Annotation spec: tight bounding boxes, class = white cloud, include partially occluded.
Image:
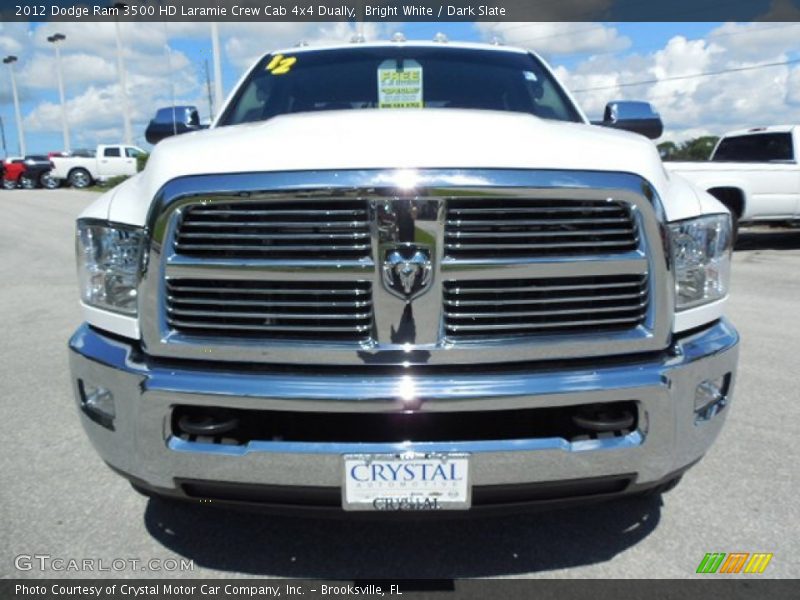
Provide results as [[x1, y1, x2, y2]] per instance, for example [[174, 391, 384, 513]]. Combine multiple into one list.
[[221, 22, 386, 72], [557, 25, 800, 142], [787, 66, 800, 106], [475, 22, 630, 57], [5, 20, 800, 150]]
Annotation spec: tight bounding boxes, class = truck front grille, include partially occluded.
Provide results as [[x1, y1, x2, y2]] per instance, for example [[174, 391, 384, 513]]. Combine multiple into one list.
[[175, 200, 370, 260], [443, 274, 648, 340], [142, 170, 670, 365], [445, 198, 638, 258], [165, 279, 373, 342]]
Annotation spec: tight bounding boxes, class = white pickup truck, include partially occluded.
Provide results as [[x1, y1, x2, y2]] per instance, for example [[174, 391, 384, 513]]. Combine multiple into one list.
[[666, 126, 800, 230], [50, 144, 145, 188], [68, 40, 739, 512]]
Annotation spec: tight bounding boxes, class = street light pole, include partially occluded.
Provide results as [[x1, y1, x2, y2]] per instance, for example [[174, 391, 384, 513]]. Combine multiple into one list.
[[3, 56, 26, 156], [113, 8, 133, 145], [210, 22, 224, 119], [47, 33, 71, 152]]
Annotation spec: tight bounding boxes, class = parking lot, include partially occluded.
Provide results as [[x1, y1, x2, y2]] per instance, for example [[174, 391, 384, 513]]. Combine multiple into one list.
[[1, 189, 798, 579]]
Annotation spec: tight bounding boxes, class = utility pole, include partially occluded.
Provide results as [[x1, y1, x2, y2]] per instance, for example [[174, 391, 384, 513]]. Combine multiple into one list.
[[210, 22, 224, 120], [47, 33, 71, 152], [0, 115, 8, 158], [163, 23, 176, 135], [204, 59, 214, 119], [113, 5, 133, 145], [3, 56, 25, 156]]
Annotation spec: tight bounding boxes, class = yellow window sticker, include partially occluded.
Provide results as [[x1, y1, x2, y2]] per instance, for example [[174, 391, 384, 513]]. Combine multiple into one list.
[[266, 54, 297, 75], [378, 59, 423, 108]]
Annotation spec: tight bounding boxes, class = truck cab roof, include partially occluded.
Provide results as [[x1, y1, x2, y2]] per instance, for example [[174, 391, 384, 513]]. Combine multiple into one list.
[[720, 125, 798, 138], [268, 39, 531, 58]]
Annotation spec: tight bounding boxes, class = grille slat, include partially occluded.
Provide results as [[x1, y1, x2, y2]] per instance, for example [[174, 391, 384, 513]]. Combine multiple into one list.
[[167, 307, 374, 320], [443, 274, 648, 340], [178, 232, 370, 240], [175, 243, 371, 253], [445, 240, 637, 251], [180, 220, 369, 229], [167, 320, 372, 334], [449, 205, 625, 214], [166, 280, 373, 342], [189, 208, 366, 216], [448, 227, 636, 239], [167, 296, 371, 308], [445, 217, 631, 227], [444, 291, 646, 306], [445, 199, 639, 259], [445, 302, 648, 319], [167, 284, 370, 296], [445, 316, 646, 333], [175, 200, 371, 260]]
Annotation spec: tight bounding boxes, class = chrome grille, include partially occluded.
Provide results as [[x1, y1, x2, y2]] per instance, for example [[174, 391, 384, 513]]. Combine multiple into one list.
[[142, 170, 671, 366], [174, 200, 370, 260], [165, 280, 373, 342], [445, 198, 638, 258], [443, 275, 648, 340]]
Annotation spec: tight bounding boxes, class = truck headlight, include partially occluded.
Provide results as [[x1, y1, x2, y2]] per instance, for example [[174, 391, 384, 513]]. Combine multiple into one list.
[[669, 214, 732, 310], [76, 220, 145, 315]]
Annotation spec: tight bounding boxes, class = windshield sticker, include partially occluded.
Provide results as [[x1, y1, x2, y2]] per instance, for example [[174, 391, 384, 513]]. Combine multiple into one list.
[[266, 54, 297, 75], [378, 59, 423, 108], [523, 71, 538, 82]]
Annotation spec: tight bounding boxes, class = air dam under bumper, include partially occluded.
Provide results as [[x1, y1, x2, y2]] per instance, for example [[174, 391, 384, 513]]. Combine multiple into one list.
[[68, 319, 738, 509]]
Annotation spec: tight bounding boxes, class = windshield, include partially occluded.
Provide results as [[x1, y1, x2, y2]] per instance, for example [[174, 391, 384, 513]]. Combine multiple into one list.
[[218, 46, 582, 126]]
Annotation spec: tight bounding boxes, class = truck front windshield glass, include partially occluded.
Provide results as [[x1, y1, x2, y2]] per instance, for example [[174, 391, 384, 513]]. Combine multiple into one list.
[[218, 46, 582, 126]]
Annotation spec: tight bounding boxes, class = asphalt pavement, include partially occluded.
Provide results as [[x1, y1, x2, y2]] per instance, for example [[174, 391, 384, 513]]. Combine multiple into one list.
[[1, 189, 798, 579]]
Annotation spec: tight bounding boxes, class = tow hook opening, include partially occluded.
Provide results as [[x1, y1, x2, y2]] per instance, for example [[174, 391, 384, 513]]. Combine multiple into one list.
[[571, 405, 637, 437], [176, 409, 239, 443]]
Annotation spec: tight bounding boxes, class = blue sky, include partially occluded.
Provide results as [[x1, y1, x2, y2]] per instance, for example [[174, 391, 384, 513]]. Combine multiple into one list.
[[0, 19, 798, 155]]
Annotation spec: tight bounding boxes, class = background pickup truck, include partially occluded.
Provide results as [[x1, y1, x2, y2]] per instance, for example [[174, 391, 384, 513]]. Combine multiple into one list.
[[50, 144, 144, 188], [666, 125, 800, 230]]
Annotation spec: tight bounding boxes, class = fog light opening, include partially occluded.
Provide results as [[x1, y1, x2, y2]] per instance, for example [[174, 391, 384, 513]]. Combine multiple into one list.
[[695, 374, 730, 423], [78, 380, 115, 430]]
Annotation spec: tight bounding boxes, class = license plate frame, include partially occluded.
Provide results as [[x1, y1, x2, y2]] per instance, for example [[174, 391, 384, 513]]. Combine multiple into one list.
[[342, 452, 471, 512]]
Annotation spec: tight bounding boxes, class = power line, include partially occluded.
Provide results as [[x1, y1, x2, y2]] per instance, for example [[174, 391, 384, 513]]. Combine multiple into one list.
[[510, 21, 800, 57], [571, 58, 800, 93]]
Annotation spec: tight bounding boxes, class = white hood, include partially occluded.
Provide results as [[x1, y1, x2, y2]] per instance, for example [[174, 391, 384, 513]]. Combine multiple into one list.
[[99, 109, 704, 225]]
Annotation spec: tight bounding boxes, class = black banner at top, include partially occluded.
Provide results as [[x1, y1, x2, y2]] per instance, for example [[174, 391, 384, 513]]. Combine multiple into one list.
[[2, 0, 800, 22]]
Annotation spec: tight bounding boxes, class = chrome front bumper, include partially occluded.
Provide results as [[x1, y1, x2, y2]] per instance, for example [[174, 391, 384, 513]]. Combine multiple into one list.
[[68, 319, 738, 507]]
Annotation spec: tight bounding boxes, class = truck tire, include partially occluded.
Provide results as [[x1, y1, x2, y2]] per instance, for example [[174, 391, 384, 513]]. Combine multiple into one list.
[[2, 178, 17, 190], [41, 173, 60, 189], [69, 168, 92, 189], [20, 175, 37, 190]]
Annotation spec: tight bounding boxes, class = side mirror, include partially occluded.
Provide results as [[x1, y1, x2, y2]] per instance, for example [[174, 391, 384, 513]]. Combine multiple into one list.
[[145, 106, 203, 144], [596, 101, 663, 140]]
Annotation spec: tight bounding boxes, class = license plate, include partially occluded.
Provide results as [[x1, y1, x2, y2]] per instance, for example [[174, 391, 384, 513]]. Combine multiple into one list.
[[342, 452, 470, 511]]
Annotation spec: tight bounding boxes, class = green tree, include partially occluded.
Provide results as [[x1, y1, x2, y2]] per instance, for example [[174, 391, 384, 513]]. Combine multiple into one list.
[[658, 136, 720, 161]]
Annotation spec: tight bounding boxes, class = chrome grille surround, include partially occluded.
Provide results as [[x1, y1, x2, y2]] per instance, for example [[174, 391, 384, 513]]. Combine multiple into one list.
[[139, 170, 672, 366]]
